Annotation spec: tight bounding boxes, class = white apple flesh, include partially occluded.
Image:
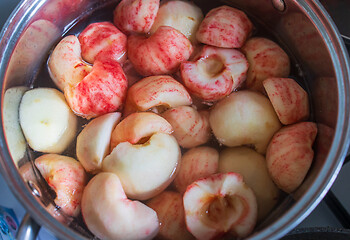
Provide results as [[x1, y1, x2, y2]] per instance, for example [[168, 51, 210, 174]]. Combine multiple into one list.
[[19, 88, 77, 153], [76, 112, 122, 173], [103, 132, 181, 200], [219, 147, 280, 221], [81, 172, 159, 240], [3, 87, 28, 165], [209, 90, 282, 154], [110, 112, 173, 151], [150, 0, 203, 44]]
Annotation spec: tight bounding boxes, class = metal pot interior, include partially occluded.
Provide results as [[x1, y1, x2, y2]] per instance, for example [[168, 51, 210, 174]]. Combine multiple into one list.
[[0, 0, 349, 239]]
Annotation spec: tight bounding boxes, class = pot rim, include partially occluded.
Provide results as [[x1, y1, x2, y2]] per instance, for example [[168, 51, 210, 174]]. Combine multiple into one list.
[[0, 0, 349, 240], [249, 0, 350, 239]]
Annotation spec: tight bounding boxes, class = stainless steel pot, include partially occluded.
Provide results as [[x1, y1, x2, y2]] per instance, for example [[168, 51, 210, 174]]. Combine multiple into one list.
[[0, 0, 349, 239]]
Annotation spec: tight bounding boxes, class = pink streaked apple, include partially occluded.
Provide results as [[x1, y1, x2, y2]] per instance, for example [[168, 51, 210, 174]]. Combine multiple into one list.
[[161, 106, 211, 148], [183, 172, 257, 239], [181, 45, 249, 101], [103, 132, 181, 200], [20, 154, 88, 222], [128, 26, 193, 76], [150, 0, 203, 44], [48, 35, 128, 119], [113, 0, 159, 35], [81, 173, 159, 240], [123, 75, 192, 116], [209, 91, 282, 154], [242, 37, 290, 93], [147, 191, 194, 240], [266, 122, 317, 193], [110, 112, 173, 151], [263, 77, 309, 125], [78, 21, 127, 64], [196, 5, 253, 48], [174, 147, 219, 194]]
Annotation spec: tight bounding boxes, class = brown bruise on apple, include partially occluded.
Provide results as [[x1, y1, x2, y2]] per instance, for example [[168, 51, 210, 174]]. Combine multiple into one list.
[[266, 122, 317, 193], [123, 75, 192, 116]]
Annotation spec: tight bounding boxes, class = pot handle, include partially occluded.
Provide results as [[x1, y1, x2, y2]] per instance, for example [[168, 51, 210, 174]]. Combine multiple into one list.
[[17, 213, 41, 240]]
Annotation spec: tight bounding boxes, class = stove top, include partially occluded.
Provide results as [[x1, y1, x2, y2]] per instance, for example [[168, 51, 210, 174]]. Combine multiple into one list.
[[0, 0, 349, 239]]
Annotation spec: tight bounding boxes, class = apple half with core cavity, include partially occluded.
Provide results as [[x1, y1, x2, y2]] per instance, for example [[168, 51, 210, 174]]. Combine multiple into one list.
[[161, 106, 211, 148], [123, 75, 192, 116], [196, 5, 253, 48], [20, 154, 87, 221], [263, 77, 309, 125], [103, 132, 181, 200], [181, 46, 249, 101], [266, 122, 317, 193], [110, 112, 173, 151], [209, 90, 282, 154], [147, 191, 194, 240], [19, 88, 77, 154], [183, 172, 257, 239], [128, 26, 193, 76], [76, 112, 122, 173], [81, 172, 159, 240], [219, 147, 280, 221], [174, 146, 219, 194], [242, 37, 290, 93]]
